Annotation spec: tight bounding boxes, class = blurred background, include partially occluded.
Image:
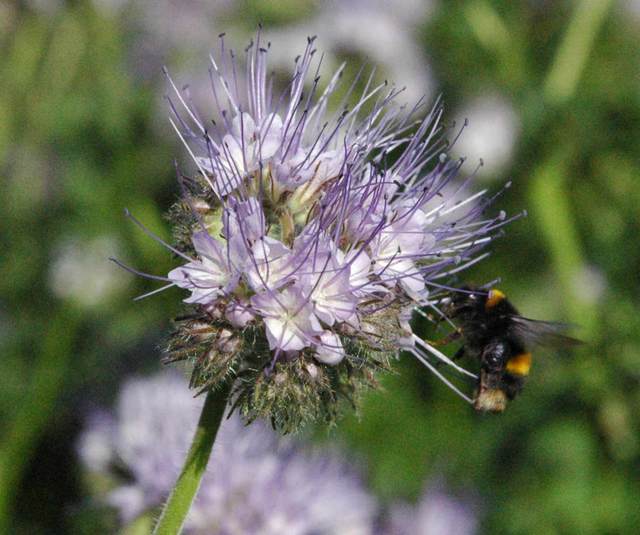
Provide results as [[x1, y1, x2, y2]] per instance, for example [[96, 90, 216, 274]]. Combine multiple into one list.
[[1, 0, 639, 533]]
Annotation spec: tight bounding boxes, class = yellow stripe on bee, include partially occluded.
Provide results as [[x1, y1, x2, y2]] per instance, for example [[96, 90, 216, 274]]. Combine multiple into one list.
[[485, 289, 506, 310], [505, 352, 532, 376]]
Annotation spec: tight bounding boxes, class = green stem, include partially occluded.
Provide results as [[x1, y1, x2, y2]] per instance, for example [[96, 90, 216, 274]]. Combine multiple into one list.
[[528, 149, 596, 333], [152, 386, 230, 535], [528, 0, 612, 331], [463, 1, 525, 87], [543, 0, 613, 104]]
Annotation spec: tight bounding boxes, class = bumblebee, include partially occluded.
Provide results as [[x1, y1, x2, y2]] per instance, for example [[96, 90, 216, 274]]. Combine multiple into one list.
[[441, 287, 581, 413]]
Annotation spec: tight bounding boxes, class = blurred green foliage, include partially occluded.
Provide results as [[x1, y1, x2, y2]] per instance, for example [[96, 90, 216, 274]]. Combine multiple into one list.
[[1, 1, 639, 534]]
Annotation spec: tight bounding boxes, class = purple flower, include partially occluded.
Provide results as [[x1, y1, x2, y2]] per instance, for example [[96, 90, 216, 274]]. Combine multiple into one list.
[[77, 373, 203, 522], [78, 372, 377, 534], [117, 30, 516, 429], [168, 231, 240, 304], [251, 285, 323, 352], [192, 418, 376, 535], [382, 483, 478, 535]]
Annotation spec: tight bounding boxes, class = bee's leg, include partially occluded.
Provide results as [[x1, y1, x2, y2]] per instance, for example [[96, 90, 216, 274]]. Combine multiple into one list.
[[427, 330, 465, 369], [432, 345, 466, 370], [428, 329, 462, 347]]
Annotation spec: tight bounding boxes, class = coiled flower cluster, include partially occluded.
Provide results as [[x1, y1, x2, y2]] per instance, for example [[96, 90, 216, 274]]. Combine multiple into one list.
[[119, 31, 514, 431]]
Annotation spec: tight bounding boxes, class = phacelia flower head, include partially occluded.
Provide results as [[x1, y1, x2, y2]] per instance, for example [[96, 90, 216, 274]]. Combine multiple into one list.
[[116, 30, 516, 431], [78, 372, 377, 534]]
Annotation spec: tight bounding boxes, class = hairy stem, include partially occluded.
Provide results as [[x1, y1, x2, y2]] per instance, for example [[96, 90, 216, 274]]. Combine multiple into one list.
[[152, 385, 230, 535]]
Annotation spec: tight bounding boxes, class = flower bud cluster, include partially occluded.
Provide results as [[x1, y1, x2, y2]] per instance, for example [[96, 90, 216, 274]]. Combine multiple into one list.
[[123, 32, 512, 431]]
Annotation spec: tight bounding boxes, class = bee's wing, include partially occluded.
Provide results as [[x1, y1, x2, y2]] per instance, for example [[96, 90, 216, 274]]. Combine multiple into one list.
[[509, 316, 583, 348]]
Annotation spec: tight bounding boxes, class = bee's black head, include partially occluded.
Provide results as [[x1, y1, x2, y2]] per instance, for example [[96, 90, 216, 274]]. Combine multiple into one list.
[[446, 286, 486, 318]]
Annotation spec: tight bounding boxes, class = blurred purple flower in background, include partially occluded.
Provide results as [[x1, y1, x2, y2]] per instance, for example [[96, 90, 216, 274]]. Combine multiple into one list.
[[48, 235, 130, 309], [268, 0, 436, 105], [78, 372, 377, 534], [77, 373, 203, 521], [452, 95, 520, 180], [382, 483, 478, 535]]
